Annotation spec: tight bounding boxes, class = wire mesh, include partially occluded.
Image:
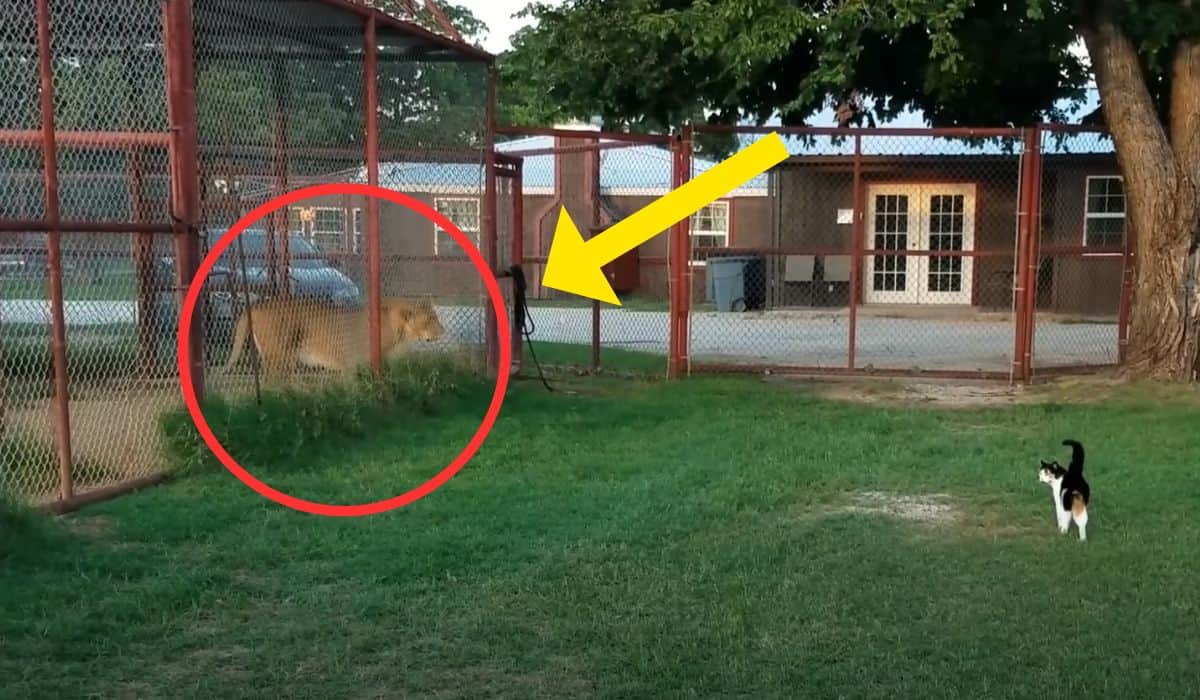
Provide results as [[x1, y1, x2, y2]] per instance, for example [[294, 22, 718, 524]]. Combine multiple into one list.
[[1, 0, 492, 509], [193, 0, 493, 399], [1, 0, 179, 504], [688, 128, 1024, 376], [497, 132, 675, 376], [1030, 128, 1123, 371], [373, 44, 490, 375]]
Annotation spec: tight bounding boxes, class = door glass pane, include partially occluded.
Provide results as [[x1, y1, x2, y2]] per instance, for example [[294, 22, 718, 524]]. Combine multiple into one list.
[[926, 194, 964, 293], [873, 194, 909, 292]]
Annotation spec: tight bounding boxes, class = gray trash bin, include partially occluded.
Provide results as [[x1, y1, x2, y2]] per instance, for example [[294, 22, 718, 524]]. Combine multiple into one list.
[[708, 256, 766, 312]]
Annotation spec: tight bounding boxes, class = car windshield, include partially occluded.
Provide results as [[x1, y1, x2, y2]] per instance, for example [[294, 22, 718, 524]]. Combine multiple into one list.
[[217, 231, 327, 269]]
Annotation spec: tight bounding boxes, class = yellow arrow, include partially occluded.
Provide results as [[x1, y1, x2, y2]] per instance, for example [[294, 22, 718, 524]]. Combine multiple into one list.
[[541, 132, 789, 305]]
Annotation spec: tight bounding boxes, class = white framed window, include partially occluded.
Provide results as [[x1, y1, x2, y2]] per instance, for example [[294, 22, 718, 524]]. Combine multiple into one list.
[[351, 207, 364, 254], [433, 197, 481, 255], [1084, 175, 1125, 247], [288, 206, 353, 253], [689, 201, 730, 264], [310, 207, 346, 252]]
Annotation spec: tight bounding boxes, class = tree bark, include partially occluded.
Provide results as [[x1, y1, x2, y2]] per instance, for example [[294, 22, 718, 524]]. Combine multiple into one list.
[[1083, 13, 1200, 381], [1171, 28, 1200, 379]]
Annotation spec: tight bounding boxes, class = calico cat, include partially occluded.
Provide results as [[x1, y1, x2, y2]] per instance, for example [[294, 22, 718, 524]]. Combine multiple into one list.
[[1038, 439, 1091, 541]]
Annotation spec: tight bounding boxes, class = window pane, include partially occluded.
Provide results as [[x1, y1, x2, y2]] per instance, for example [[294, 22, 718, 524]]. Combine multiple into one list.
[[1086, 177, 1125, 214], [434, 199, 481, 254], [1085, 217, 1125, 246], [314, 209, 344, 229]]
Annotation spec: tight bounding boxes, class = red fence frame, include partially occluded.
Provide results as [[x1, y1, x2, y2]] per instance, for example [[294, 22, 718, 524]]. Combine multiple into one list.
[[672, 123, 1128, 382], [492, 127, 690, 378], [4, 0, 497, 514]]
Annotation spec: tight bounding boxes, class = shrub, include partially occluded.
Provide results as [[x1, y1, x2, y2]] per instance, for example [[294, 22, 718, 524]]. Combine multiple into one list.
[[160, 352, 489, 475]]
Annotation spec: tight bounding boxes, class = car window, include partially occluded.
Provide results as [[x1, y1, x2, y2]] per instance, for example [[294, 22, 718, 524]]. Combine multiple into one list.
[[214, 232, 328, 269]]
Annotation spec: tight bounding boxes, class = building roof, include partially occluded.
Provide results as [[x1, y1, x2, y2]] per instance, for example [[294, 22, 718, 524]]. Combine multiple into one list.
[[370, 135, 770, 197], [361, 128, 1114, 196]]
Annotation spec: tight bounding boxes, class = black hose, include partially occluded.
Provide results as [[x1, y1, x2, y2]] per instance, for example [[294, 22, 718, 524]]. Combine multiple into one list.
[[504, 265, 554, 392]]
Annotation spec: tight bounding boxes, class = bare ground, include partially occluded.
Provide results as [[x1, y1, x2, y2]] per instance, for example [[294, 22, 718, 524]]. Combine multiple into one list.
[[764, 370, 1198, 408]]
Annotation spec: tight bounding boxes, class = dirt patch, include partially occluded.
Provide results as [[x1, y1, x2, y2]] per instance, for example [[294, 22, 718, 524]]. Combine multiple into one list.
[[764, 370, 1189, 409], [768, 375, 1027, 407], [834, 491, 963, 524], [7, 389, 176, 492], [64, 514, 116, 539]]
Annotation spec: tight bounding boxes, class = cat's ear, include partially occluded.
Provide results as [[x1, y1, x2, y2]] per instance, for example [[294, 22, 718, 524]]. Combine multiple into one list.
[[1040, 460, 1052, 468]]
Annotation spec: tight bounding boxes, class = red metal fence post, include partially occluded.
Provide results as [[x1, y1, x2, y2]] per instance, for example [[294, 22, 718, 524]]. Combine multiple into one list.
[[129, 146, 157, 373], [164, 0, 205, 402], [363, 15, 383, 375], [36, 0, 75, 503], [271, 58, 291, 297], [512, 159, 525, 371], [484, 65, 499, 375], [590, 136, 601, 370], [1013, 129, 1034, 381], [666, 129, 693, 379], [1023, 125, 1044, 381], [1117, 154, 1136, 365], [849, 134, 864, 370]]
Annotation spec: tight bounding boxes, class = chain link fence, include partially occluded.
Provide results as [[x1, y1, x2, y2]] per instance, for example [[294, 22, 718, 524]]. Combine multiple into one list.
[[494, 128, 683, 377], [0, 2, 1132, 514], [1, 0, 494, 512], [684, 125, 1125, 379], [1029, 126, 1124, 373]]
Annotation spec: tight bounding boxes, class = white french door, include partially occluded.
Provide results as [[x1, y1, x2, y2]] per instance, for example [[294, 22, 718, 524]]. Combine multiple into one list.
[[864, 184, 976, 305]]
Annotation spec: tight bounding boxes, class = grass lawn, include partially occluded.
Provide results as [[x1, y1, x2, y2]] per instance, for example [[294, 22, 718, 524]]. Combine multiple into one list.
[[0, 270, 141, 301], [2, 375, 1199, 699], [526, 340, 667, 375]]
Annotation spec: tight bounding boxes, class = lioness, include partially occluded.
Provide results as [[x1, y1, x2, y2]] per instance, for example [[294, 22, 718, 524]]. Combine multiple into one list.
[[222, 296, 445, 377]]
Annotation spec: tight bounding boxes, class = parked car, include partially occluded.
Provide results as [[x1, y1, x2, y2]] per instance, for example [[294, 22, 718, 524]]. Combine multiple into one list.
[[149, 228, 362, 356]]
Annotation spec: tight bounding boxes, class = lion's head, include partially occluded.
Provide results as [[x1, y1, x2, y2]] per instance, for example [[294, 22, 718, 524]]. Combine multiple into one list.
[[384, 297, 445, 346]]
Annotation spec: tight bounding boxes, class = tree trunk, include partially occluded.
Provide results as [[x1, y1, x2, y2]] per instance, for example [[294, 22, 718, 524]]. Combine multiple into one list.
[[1083, 14, 1200, 381]]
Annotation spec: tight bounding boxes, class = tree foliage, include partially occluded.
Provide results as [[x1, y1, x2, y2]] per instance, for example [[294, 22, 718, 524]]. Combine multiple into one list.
[[505, 0, 1197, 129], [504, 0, 1200, 378]]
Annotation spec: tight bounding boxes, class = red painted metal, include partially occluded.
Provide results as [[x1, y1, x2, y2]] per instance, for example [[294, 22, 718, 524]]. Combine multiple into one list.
[[129, 147, 157, 372], [511, 159, 525, 370], [423, 0, 463, 43], [0, 220, 175, 233], [1116, 211, 1136, 364], [164, 0, 205, 403], [1023, 126, 1045, 381], [197, 143, 484, 163], [0, 129, 171, 147], [313, 0, 495, 62], [364, 15, 383, 375], [849, 135, 864, 370], [1012, 129, 1035, 381], [484, 64, 500, 374], [501, 141, 647, 158], [36, 0, 75, 504], [664, 128, 696, 378], [497, 125, 670, 145], [693, 245, 1008, 258], [690, 363, 1013, 381], [271, 58, 291, 298], [41, 473, 169, 516], [591, 301, 602, 370], [1038, 123, 1110, 134], [693, 124, 1023, 138]]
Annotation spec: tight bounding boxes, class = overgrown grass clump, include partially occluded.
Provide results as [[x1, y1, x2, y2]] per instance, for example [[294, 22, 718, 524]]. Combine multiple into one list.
[[159, 353, 491, 475], [0, 491, 69, 566]]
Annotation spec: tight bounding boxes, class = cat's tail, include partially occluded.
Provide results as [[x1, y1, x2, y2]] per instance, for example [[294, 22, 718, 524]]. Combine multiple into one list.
[[1062, 439, 1085, 475]]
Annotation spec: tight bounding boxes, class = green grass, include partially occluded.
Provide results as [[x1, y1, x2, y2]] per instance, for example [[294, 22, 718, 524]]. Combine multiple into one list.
[[2, 377, 1199, 698], [0, 270, 140, 301], [526, 340, 667, 375], [526, 294, 717, 313]]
